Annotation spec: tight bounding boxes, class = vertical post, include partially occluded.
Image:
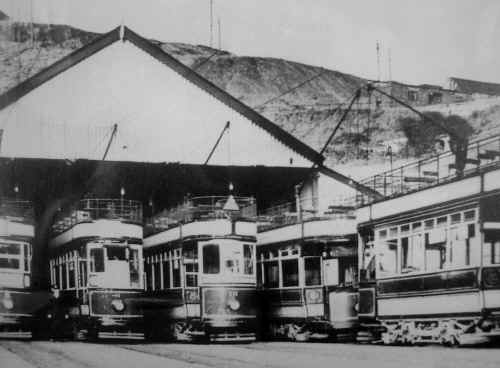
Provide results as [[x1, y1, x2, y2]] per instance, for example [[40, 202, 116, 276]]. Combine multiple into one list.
[[436, 152, 440, 184]]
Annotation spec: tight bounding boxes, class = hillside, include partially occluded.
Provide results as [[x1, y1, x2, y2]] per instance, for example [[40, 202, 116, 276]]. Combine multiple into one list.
[[1, 18, 500, 173]]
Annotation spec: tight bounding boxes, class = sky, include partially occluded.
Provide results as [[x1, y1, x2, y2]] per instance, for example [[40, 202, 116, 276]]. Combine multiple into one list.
[[1, 0, 499, 86]]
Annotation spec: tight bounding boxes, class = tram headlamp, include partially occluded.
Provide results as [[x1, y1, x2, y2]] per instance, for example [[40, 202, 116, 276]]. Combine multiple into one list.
[[2, 293, 13, 310], [228, 299, 240, 311], [111, 299, 125, 312], [305, 289, 323, 304]]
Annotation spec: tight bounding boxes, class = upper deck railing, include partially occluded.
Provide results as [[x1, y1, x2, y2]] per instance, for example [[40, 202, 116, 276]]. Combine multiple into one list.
[[356, 133, 500, 206], [257, 196, 356, 232], [0, 198, 34, 224], [144, 195, 257, 236], [51, 198, 143, 235]]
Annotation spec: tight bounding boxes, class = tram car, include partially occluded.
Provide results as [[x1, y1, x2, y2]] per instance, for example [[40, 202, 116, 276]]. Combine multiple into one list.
[[142, 195, 258, 342], [0, 198, 50, 338], [357, 135, 500, 345], [47, 198, 144, 340], [257, 200, 358, 341]]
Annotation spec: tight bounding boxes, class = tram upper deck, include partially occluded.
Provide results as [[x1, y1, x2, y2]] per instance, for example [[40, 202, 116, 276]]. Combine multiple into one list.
[[49, 198, 143, 248]]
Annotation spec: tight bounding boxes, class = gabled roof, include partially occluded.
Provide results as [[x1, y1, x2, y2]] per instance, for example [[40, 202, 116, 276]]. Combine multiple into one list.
[[0, 25, 323, 165], [450, 77, 500, 96]]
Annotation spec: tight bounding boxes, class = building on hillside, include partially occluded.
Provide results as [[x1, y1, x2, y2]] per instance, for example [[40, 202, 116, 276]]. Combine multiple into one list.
[[371, 81, 470, 107], [449, 77, 500, 97]]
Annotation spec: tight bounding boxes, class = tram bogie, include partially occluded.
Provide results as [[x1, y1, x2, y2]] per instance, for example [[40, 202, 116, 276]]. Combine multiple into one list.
[[0, 199, 50, 339], [47, 198, 144, 340], [143, 195, 258, 342]]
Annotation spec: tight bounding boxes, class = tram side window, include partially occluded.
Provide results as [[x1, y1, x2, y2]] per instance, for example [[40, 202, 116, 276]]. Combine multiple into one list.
[[0, 243, 21, 269], [68, 261, 76, 288], [185, 263, 198, 287], [203, 244, 220, 274], [378, 239, 398, 276], [162, 258, 170, 288], [243, 244, 254, 275], [263, 261, 279, 288], [153, 259, 162, 290], [485, 230, 500, 264], [129, 248, 140, 288], [54, 263, 60, 288], [172, 259, 181, 287], [282, 259, 299, 287], [90, 248, 105, 272], [61, 262, 67, 289], [304, 257, 321, 286], [23, 243, 30, 272]]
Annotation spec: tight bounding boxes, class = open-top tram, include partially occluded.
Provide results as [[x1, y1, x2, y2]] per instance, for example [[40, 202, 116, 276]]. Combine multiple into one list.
[[0, 198, 50, 339], [356, 143, 500, 346], [143, 195, 258, 342], [257, 198, 359, 341], [47, 198, 144, 340]]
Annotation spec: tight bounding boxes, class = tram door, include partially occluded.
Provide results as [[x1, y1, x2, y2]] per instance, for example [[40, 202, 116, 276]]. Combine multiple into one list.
[[323, 259, 339, 286], [324, 258, 356, 328]]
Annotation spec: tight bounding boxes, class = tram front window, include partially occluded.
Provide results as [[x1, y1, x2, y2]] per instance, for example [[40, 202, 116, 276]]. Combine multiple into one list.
[[0, 243, 21, 270], [203, 244, 220, 274], [89, 245, 142, 288], [90, 248, 105, 272], [305, 257, 321, 286], [282, 259, 299, 287]]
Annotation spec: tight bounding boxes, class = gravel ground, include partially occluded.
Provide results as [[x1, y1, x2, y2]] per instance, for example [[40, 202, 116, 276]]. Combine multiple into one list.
[[1, 340, 500, 368]]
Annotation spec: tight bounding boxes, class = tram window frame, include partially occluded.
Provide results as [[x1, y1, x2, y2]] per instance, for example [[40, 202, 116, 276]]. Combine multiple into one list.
[[203, 244, 220, 274], [281, 258, 299, 287], [263, 260, 279, 288], [0, 242, 23, 271], [184, 243, 199, 288], [243, 244, 254, 275], [89, 247, 105, 273], [304, 257, 322, 286], [162, 252, 171, 289]]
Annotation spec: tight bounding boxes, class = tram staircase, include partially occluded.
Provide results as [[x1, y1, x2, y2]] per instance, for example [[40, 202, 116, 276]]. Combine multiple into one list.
[[356, 133, 500, 205]]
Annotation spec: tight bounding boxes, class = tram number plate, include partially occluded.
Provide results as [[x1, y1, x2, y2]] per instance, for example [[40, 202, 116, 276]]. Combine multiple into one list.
[[228, 291, 239, 298]]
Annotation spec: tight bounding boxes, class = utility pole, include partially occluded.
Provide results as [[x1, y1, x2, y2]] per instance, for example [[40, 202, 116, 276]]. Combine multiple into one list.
[[376, 41, 381, 82], [388, 48, 392, 81], [218, 17, 221, 50], [209, 0, 214, 47]]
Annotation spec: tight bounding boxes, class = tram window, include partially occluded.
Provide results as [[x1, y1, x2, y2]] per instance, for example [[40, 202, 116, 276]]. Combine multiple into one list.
[[437, 216, 447, 227], [162, 259, 170, 288], [145, 262, 153, 291], [305, 257, 321, 286], [379, 239, 398, 276], [129, 248, 140, 288], [263, 261, 279, 288], [79, 260, 87, 287], [0, 258, 20, 269], [183, 243, 198, 259], [378, 230, 387, 239], [389, 227, 398, 238], [55, 264, 60, 287], [243, 244, 254, 275], [282, 259, 299, 287], [107, 247, 126, 261], [412, 222, 422, 231], [61, 263, 67, 289], [401, 237, 409, 270], [154, 262, 162, 290], [203, 244, 220, 274], [257, 263, 263, 287], [0, 243, 21, 255], [464, 210, 475, 221], [494, 242, 500, 264], [224, 247, 242, 274], [185, 263, 198, 287], [90, 248, 105, 272], [23, 244, 30, 271], [172, 261, 181, 287], [468, 224, 475, 238], [68, 261, 75, 288], [400, 224, 410, 234], [451, 213, 461, 224], [424, 219, 434, 230]]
